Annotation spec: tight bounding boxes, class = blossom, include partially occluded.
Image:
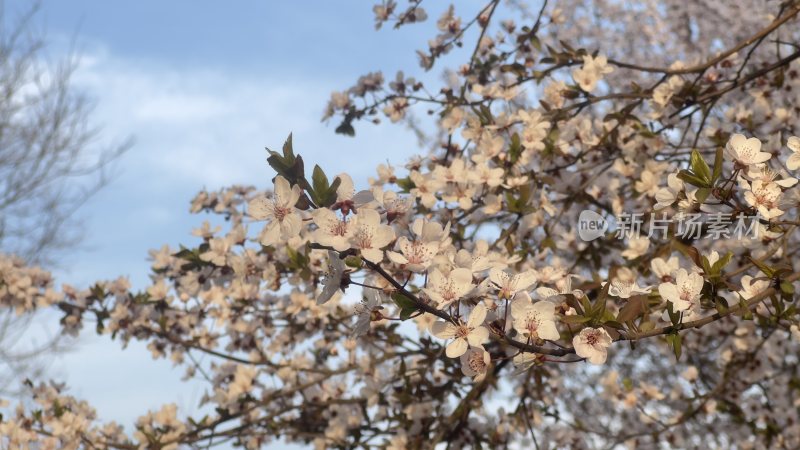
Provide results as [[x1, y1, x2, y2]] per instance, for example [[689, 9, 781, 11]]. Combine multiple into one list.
[[469, 164, 505, 188], [489, 267, 537, 299], [423, 268, 474, 307], [573, 327, 613, 364], [409, 171, 442, 208], [441, 107, 465, 132], [535, 275, 583, 301], [228, 365, 258, 400], [383, 97, 408, 122], [370, 187, 412, 222], [311, 208, 355, 251], [787, 136, 800, 170], [650, 256, 679, 280], [460, 348, 490, 381], [199, 236, 232, 266], [741, 178, 784, 219], [318, 251, 346, 304], [517, 109, 551, 151], [431, 303, 489, 358], [334, 173, 374, 209], [621, 236, 649, 260], [791, 324, 800, 341], [349, 208, 395, 262], [725, 134, 771, 167], [738, 275, 769, 300], [745, 165, 798, 188], [510, 297, 560, 341], [352, 289, 385, 336], [654, 173, 684, 210], [511, 352, 539, 375], [607, 278, 652, 299], [543, 79, 567, 108], [247, 176, 303, 246], [387, 218, 449, 272], [652, 75, 684, 107], [571, 54, 614, 92], [635, 170, 660, 197], [658, 268, 703, 312]]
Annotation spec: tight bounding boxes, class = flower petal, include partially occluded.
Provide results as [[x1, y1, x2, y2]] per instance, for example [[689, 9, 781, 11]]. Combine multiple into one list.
[[446, 338, 468, 358], [467, 303, 487, 328]]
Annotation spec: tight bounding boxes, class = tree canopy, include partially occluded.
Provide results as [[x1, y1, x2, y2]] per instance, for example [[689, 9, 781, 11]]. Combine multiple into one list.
[[3, 1, 800, 449]]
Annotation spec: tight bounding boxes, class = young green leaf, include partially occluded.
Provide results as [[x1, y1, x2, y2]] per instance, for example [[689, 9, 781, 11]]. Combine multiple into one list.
[[690, 149, 712, 184]]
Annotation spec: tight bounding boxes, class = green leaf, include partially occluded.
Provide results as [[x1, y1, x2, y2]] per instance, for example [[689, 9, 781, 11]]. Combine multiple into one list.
[[335, 121, 355, 136], [318, 176, 342, 207], [267, 153, 291, 177], [695, 187, 711, 203], [714, 295, 729, 314], [312, 165, 328, 192], [712, 147, 724, 183], [399, 306, 416, 320], [738, 296, 754, 320], [509, 132, 522, 163], [616, 296, 645, 323], [478, 105, 494, 125], [391, 292, 418, 321], [603, 320, 625, 330], [592, 281, 612, 318], [677, 169, 710, 188], [266, 134, 306, 187], [665, 302, 681, 326], [690, 149, 712, 184], [710, 251, 733, 276], [530, 35, 542, 51], [749, 257, 775, 279], [282, 133, 296, 162], [344, 255, 362, 268], [561, 314, 592, 324], [396, 177, 415, 192], [665, 333, 682, 360]]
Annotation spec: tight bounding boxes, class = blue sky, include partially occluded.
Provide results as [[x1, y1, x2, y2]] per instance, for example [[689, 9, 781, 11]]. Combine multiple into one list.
[[6, 0, 467, 435]]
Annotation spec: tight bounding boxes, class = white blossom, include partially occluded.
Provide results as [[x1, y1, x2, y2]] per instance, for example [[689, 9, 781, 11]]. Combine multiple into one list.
[[738, 275, 769, 301], [725, 133, 771, 167], [510, 296, 560, 341], [318, 251, 346, 304], [460, 347, 490, 381], [573, 327, 613, 365], [247, 175, 303, 246], [787, 136, 800, 170], [658, 268, 703, 312], [489, 268, 538, 299], [349, 208, 395, 263], [431, 303, 489, 358], [423, 267, 474, 308]]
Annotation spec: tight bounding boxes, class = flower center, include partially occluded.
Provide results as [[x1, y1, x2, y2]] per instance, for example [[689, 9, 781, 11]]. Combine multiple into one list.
[[739, 145, 755, 161], [468, 352, 486, 372], [355, 227, 373, 248], [327, 218, 349, 236], [407, 242, 433, 264], [440, 280, 457, 302], [526, 316, 539, 335], [273, 205, 290, 221]]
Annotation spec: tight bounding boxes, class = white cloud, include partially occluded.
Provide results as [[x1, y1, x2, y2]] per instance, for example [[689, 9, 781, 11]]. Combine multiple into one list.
[[73, 47, 420, 189]]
